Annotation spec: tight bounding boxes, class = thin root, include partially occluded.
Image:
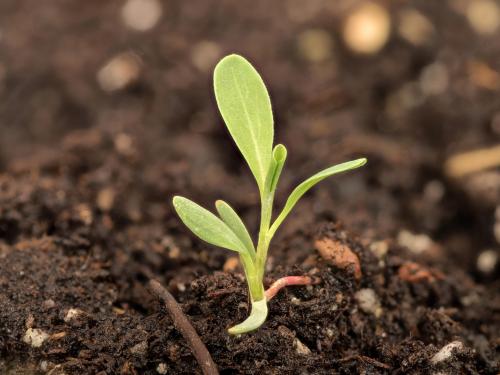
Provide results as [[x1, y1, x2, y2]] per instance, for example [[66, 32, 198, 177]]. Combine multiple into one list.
[[265, 275, 321, 301]]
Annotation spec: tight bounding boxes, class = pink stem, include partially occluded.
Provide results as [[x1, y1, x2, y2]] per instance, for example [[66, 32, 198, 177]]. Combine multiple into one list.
[[264, 275, 320, 301]]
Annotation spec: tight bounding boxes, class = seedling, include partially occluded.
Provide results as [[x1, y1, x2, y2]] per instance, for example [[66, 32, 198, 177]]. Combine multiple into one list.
[[173, 54, 366, 335]]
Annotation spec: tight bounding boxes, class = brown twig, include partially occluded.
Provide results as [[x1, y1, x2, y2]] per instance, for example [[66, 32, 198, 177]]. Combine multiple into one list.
[[265, 276, 321, 301], [147, 279, 218, 375]]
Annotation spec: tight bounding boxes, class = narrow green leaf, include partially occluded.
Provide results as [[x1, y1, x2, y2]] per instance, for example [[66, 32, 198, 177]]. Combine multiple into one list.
[[173, 196, 246, 253], [214, 54, 274, 192], [267, 144, 287, 193], [268, 158, 367, 238], [215, 200, 255, 259]]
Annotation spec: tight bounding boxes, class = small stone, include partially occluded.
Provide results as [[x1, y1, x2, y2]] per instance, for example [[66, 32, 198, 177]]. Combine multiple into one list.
[[114, 133, 135, 156], [130, 341, 148, 356], [369, 241, 389, 259], [191, 41, 222, 72], [297, 29, 334, 63], [423, 180, 445, 203], [477, 249, 498, 274], [97, 188, 115, 212], [40, 361, 49, 371], [168, 246, 180, 259], [342, 2, 391, 54], [460, 293, 480, 306], [176, 283, 186, 292], [315, 238, 362, 280], [64, 308, 83, 322], [398, 262, 443, 283], [468, 60, 500, 91], [419, 62, 449, 96], [397, 230, 434, 254], [223, 257, 239, 272], [156, 363, 168, 374], [354, 288, 382, 317], [76, 204, 93, 226], [398, 8, 434, 46], [42, 299, 56, 309], [122, 0, 162, 31], [97, 53, 141, 92], [430, 341, 464, 364], [277, 325, 295, 339], [290, 296, 301, 305], [466, 0, 500, 35], [294, 338, 312, 355], [325, 328, 335, 338], [23, 328, 49, 348]]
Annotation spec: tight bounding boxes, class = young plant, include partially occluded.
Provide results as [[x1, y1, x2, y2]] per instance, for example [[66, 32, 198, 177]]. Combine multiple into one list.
[[173, 54, 366, 335]]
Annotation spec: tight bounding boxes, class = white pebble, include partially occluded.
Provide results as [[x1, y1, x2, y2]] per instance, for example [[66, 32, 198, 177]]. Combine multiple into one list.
[[294, 338, 312, 355], [157, 363, 168, 374], [398, 230, 434, 254], [130, 341, 148, 356], [431, 341, 464, 364], [420, 62, 449, 96], [355, 288, 382, 317], [64, 308, 83, 322], [423, 180, 445, 203], [191, 41, 222, 72], [369, 241, 389, 259], [466, 0, 500, 35], [23, 328, 49, 348], [342, 2, 391, 54], [122, 0, 162, 32], [398, 9, 434, 46], [97, 53, 141, 92], [477, 249, 498, 273]]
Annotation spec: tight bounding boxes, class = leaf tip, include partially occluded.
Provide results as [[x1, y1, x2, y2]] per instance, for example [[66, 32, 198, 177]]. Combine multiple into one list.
[[172, 195, 184, 209], [273, 144, 287, 162]]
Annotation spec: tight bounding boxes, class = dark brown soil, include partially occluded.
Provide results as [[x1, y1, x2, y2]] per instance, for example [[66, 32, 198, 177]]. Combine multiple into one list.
[[1, 1, 499, 374]]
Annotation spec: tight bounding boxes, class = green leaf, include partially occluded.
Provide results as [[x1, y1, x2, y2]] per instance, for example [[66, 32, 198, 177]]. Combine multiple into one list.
[[214, 54, 274, 192], [228, 298, 268, 335], [215, 200, 255, 259], [268, 158, 367, 238], [173, 196, 246, 253], [266, 144, 287, 193]]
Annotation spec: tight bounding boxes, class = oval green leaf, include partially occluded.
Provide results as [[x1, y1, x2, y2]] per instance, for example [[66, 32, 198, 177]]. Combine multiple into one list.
[[214, 54, 274, 192], [173, 196, 246, 253], [268, 158, 367, 238], [215, 200, 255, 259]]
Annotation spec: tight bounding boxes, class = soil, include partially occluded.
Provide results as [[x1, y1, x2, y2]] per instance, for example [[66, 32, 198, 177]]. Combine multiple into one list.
[[1, 0, 499, 374]]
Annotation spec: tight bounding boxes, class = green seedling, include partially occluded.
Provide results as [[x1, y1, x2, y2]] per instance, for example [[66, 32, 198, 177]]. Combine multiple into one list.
[[173, 54, 366, 335]]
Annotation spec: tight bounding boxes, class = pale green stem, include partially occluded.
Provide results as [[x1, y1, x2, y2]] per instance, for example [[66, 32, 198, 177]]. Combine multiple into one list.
[[239, 252, 264, 301], [227, 190, 274, 335], [255, 192, 274, 281]]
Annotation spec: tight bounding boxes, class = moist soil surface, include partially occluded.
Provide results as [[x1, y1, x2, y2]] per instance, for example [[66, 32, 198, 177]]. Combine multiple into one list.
[[1, 1, 499, 374]]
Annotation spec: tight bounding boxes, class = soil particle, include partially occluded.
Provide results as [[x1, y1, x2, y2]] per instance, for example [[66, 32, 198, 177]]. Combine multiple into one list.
[[314, 237, 362, 280], [354, 288, 382, 317], [430, 341, 465, 364], [22, 328, 49, 348]]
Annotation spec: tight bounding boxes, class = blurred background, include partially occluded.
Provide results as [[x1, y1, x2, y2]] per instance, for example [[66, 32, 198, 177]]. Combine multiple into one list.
[[0, 0, 499, 278], [0, 1, 499, 373]]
